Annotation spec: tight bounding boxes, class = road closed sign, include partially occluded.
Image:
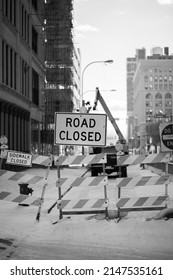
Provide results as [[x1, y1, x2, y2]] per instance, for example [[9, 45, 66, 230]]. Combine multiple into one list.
[[54, 113, 107, 146], [160, 123, 173, 151]]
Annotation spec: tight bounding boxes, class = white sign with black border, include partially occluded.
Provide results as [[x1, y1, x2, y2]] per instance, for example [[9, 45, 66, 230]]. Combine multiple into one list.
[[160, 123, 173, 152], [54, 112, 107, 146], [6, 151, 32, 167]]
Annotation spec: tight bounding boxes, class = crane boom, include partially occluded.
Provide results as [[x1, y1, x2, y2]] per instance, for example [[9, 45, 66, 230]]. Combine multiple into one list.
[[93, 87, 125, 142]]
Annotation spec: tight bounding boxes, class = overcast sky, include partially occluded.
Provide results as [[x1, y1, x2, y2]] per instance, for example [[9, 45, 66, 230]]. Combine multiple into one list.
[[73, 0, 173, 140]]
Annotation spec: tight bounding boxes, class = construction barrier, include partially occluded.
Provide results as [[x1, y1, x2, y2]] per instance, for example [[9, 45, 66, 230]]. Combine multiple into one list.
[[117, 153, 170, 166], [116, 195, 168, 212], [0, 169, 45, 184], [54, 153, 106, 166], [0, 191, 41, 206], [114, 175, 169, 188], [32, 154, 52, 166], [50, 154, 109, 219], [57, 198, 108, 215]]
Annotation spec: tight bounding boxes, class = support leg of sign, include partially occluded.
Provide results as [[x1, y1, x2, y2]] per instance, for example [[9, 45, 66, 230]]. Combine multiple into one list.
[[103, 162, 108, 220], [36, 161, 51, 222], [0, 158, 2, 169], [47, 161, 61, 214], [116, 186, 122, 223], [118, 164, 121, 178], [165, 156, 170, 197], [58, 185, 63, 220], [57, 162, 63, 220]]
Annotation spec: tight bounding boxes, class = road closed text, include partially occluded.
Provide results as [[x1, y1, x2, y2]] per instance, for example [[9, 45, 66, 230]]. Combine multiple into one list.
[[54, 113, 107, 146]]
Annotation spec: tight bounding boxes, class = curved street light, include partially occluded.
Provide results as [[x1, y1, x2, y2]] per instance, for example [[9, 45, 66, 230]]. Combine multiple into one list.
[[81, 59, 113, 106]]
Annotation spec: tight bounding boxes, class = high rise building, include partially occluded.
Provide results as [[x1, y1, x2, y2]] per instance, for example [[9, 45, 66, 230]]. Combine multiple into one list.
[[0, 0, 81, 159], [0, 0, 45, 155], [42, 0, 81, 154], [126, 48, 146, 147], [132, 47, 173, 151]]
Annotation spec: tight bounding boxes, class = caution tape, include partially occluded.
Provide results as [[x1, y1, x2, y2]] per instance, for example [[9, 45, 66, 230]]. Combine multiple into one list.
[[115, 175, 169, 188], [0, 191, 42, 206], [0, 169, 45, 184], [117, 153, 170, 166], [116, 195, 168, 211], [54, 153, 106, 166]]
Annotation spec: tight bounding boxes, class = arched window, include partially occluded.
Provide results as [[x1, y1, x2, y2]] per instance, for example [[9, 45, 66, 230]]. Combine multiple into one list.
[[155, 93, 162, 107], [165, 93, 172, 99], [155, 93, 162, 99], [146, 93, 152, 99], [165, 92, 172, 108]]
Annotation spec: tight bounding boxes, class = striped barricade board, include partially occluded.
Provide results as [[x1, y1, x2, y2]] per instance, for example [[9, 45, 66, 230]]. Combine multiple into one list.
[[57, 176, 108, 199], [0, 191, 42, 206], [32, 154, 52, 166], [116, 195, 168, 212], [0, 169, 45, 185], [117, 153, 170, 166], [56, 176, 108, 200], [115, 175, 169, 188], [57, 198, 108, 215], [54, 153, 107, 166]]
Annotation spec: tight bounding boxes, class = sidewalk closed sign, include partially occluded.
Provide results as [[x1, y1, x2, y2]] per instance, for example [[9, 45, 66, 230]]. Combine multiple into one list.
[[54, 113, 107, 146], [6, 151, 32, 167]]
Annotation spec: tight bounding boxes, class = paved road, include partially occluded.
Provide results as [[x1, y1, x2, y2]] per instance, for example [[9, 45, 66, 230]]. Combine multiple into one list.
[[0, 164, 173, 260]]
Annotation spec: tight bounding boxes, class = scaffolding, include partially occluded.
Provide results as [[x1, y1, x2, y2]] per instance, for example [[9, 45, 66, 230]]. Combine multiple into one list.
[[43, 0, 75, 154]]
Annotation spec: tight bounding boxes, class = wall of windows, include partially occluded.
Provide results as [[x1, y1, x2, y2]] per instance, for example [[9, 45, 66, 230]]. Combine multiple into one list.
[[2, 40, 17, 90]]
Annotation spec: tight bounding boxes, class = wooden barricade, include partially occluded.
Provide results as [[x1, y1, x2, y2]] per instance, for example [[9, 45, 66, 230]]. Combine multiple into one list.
[[53, 154, 109, 220], [115, 152, 171, 221]]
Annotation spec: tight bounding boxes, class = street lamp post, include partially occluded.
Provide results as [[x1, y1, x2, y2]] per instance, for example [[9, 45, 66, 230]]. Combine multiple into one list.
[[81, 60, 113, 106]]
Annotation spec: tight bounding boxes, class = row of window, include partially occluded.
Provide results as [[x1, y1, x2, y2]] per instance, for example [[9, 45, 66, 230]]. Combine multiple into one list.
[[2, 0, 38, 54], [144, 75, 172, 82], [144, 68, 173, 73], [146, 93, 172, 99], [2, 0, 16, 27], [145, 84, 173, 90], [1, 40, 39, 106], [2, 40, 17, 90], [145, 92, 172, 122]]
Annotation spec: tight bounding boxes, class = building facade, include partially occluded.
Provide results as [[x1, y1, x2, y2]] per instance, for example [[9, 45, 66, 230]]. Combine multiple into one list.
[[0, 0, 45, 154], [43, 0, 81, 155], [126, 48, 146, 148], [0, 0, 81, 157], [132, 47, 173, 151]]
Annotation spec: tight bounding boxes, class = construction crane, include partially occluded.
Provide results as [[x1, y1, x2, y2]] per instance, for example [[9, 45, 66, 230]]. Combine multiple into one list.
[[93, 87, 127, 146]]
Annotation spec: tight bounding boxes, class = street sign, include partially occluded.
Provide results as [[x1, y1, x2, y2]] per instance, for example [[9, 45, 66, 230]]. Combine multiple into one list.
[[6, 151, 32, 167], [0, 135, 8, 144], [54, 112, 107, 146], [160, 123, 173, 151]]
